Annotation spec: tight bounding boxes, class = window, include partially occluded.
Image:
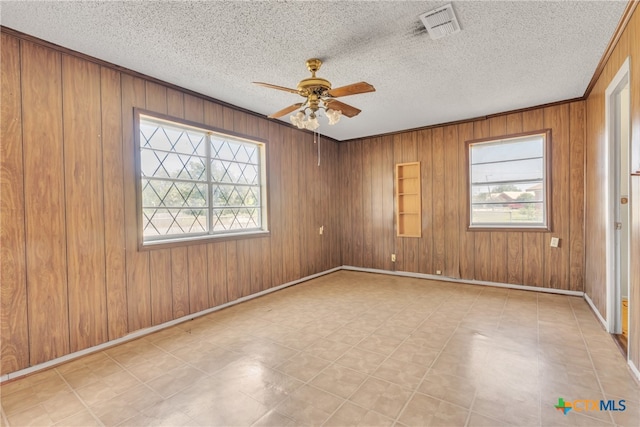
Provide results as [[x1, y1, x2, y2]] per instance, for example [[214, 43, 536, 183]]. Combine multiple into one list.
[[136, 111, 268, 246], [467, 130, 551, 230]]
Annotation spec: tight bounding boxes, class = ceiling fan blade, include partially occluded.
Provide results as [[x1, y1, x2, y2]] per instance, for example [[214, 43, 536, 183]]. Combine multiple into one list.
[[268, 103, 304, 119], [325, 100, 361, 118], [327, 82, 375, 98], [253, 82, 300, 94]]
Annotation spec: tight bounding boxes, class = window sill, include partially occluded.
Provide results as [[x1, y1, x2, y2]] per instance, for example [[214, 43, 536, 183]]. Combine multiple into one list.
[[467, 225, 551, 232], [138, 230, 270, 251]]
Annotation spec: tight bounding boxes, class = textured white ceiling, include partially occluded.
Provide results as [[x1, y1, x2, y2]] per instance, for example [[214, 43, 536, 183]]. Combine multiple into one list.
[[1, 1, 627, 141]]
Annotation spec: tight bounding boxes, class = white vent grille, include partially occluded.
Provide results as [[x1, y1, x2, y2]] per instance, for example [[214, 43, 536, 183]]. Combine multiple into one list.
[[419, 4, 461, 40]]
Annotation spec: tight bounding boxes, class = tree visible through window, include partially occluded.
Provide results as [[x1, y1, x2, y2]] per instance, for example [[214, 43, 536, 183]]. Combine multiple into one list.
[[467, 130, 551, 230], [136, 111, 268, 245]]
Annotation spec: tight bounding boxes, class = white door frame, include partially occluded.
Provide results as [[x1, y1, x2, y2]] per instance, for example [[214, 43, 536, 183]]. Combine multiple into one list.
[[605, 56, 630, 335]]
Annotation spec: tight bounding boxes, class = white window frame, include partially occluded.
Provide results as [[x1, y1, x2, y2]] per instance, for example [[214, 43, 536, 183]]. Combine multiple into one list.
[[466, 129, 552, 231], [134, 109, 269, 248]]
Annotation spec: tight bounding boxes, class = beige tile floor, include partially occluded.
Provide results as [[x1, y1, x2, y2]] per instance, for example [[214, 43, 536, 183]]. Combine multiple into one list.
[[1, 271, 639, 426]]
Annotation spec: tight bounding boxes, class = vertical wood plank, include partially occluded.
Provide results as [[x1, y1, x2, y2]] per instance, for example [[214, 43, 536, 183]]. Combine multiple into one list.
[[458, 122, 475, 279], [417, 130, 433, 274], [150, 250, 172, 324], [473, 120, 491, 281], [120, 74, 151, 331], [268, 122, 283, 287], [290, 130, 302, 279], [280, 128, 295, 281], [362, 139, 374, 268], [226, 241, 239, 301], [370, 138, 384, 269], [298, 132, 310, 277], [21, 41, 70, 364], [351, 140, 364, 267], [188, 245, 209, 312], [100, 67, 128, 339], [207, 241, 228, 306], [144, 81, 174, 325], [340, 142, 353, 266], [171, 248, 189, 318], [236, 240, 252, 297], [381, 136, 395, 271], [443, 125, 460, 278], [488, 116, 508, 284], [544, 104, 570, 289], [506, 113, 524, 284], [432, 128, 445, 274], [522, 109, 545, 287], [1, 34, 29, 374], [569, 101, 585, 292], [62, 55, 108, 351], [167, 88, 183, 117]]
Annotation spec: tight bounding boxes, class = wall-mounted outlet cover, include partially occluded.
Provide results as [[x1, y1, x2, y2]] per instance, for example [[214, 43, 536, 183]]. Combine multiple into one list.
[[319, 226, 324, 235], [436, 270, 442, 275], [550, 237, 559, 248], [391, 254, 396, 262]]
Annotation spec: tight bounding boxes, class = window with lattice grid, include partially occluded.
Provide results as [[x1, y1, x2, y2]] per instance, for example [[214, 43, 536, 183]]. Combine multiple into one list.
[[136, 111, 268, 246]]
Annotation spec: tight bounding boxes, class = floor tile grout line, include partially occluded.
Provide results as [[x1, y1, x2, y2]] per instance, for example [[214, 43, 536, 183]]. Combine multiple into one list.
[[274, 288, 454, 425], [390, 287, 485, 425], [537, 291, 542, 427], [0, 408, 9, 427], [319, 292, 458, 425], [462, 390, 478, 427], [568, 296, 618, 426], [52, 366, 105, 427]]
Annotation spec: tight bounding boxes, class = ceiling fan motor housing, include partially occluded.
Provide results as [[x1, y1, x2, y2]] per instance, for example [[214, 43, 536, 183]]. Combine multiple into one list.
[[297, 77, 331, 97]]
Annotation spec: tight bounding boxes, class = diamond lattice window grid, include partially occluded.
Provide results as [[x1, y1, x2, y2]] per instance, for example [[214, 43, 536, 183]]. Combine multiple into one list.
[[137, 112, 267, 244]]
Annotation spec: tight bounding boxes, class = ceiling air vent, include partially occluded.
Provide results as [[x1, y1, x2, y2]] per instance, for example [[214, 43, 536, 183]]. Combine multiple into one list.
[[419, 3, 461, 40]]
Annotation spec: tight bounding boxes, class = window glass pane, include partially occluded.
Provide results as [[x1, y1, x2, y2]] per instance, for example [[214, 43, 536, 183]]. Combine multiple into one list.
[[471, 202, 544, 225], [142, 179, 207, 208], [212, 208, 260, 231], [470, 181, 544, 203], [471, 157, 543, 184], [471, 136, 543, 164], [141, 150, 207, 180], [142, 208, 208, 236]]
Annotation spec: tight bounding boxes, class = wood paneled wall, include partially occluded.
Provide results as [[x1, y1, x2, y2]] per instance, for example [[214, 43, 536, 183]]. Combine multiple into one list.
[[0, 32, 341, 375], [339, 102, 586, 292], [585, 6, 640, 370]]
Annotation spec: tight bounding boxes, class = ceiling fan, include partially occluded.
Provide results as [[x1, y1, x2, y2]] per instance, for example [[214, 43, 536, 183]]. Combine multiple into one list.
[[253, 58, 375, 130]]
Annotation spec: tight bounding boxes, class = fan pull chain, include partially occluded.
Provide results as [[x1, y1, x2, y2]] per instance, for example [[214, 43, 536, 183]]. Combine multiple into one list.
[[314, 130, 321, 166]]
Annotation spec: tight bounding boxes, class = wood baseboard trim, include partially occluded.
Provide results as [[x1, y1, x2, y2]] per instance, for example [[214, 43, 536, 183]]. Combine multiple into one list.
[[342, 265, 584, 297]]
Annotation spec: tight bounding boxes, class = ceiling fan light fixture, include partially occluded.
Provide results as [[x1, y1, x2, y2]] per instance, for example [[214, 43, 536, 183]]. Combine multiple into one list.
[[305, 115, 320, 130], [326, 108, 342, 125], [290, 111, 305, 128]]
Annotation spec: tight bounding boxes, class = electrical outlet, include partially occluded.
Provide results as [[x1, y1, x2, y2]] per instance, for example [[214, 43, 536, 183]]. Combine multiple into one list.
[[550, 237, 559, 248], [436, 270, 442, 275], [391, 254, 396, 262], [319, 226, 324, 235]]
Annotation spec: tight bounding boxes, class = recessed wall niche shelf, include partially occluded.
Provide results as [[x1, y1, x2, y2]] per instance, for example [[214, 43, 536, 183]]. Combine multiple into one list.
[[396, 162, 421, 237]]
